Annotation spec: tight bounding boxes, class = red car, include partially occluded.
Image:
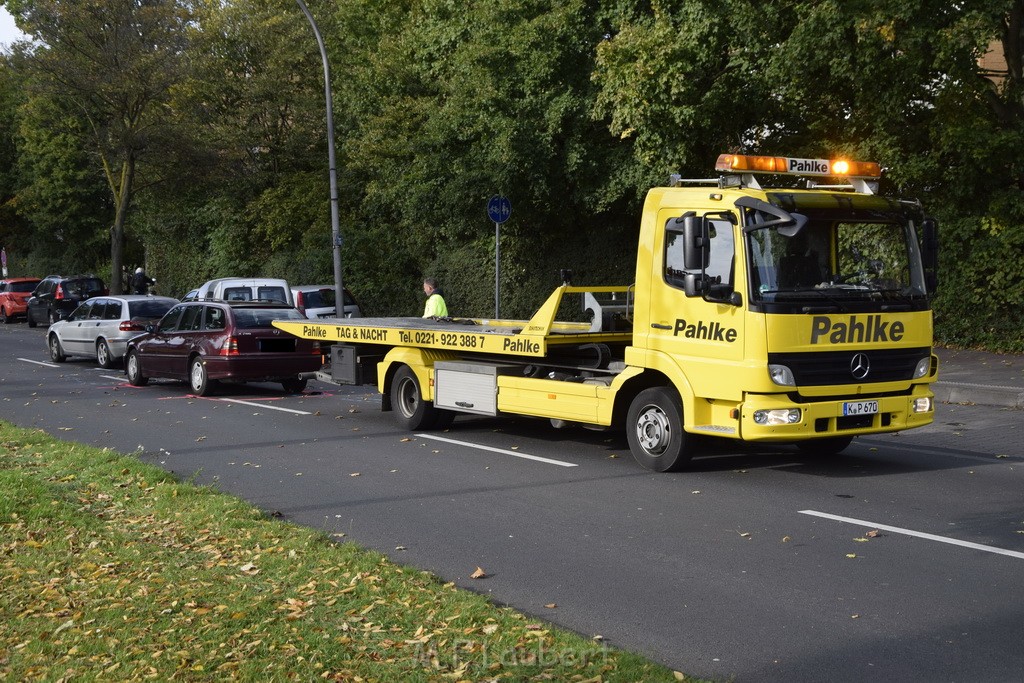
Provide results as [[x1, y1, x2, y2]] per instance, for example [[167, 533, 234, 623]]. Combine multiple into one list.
[[0, 277, 42, 323], [124, 301, 322, 396]]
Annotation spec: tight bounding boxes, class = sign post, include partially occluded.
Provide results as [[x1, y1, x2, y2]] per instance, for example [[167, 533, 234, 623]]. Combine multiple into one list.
[[486, 196, 512, 318], [1, 247, 7, 278]]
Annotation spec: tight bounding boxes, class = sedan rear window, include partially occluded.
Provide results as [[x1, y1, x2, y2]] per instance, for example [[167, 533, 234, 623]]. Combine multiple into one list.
[[233, 308, 305, 328]]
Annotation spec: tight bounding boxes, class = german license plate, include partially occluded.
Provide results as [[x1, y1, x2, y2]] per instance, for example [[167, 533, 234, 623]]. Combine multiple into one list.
[[843, 400, 878, 416]]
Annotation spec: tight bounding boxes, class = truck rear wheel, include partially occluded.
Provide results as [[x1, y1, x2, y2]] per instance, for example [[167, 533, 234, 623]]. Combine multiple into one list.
[[626, 387, 693, 472], [391, 366, 444, 430]]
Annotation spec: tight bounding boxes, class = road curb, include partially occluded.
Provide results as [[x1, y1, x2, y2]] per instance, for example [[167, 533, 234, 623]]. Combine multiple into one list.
[[934, 382, 1024, 409]]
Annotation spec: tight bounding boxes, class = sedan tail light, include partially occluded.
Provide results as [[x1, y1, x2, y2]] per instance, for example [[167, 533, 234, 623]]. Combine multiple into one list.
[[295, 291, 305, 316], [55, 284, 64, 300], [219, 336, 240, 356], [119, 321, 145, 332]]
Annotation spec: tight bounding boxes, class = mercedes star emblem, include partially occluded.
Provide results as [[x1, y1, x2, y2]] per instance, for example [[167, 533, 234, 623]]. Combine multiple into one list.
[[850, 352, 870, 380]]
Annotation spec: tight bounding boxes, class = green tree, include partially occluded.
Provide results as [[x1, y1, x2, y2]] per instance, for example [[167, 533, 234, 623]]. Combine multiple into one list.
[[593, 0, 1024, 350], [4, 0, 194, 292], [338, 0, 639, 317]]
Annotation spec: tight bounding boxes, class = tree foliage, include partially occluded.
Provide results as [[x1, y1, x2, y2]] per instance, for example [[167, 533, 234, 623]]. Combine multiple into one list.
[[3, 0, 194, 291], [0, 0, 1021, 348]]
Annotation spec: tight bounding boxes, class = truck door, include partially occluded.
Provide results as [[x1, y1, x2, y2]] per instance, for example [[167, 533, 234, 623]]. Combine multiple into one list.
[[647, 209, 745, 401]]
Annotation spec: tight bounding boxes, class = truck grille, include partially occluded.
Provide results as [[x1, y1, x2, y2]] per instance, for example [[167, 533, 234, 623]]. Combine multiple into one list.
[[768, 347, 928, 386]]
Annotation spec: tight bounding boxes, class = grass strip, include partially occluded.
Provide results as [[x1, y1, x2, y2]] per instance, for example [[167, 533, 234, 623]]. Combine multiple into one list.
[[0, 420, 693, 682]]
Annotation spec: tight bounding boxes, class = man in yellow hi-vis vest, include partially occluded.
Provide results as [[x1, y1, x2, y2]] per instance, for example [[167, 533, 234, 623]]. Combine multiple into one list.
[[422, 277, 448, 318]]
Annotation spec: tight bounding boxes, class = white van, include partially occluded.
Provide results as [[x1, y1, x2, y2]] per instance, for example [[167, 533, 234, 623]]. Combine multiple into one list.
[[190, 278, 294, 306]]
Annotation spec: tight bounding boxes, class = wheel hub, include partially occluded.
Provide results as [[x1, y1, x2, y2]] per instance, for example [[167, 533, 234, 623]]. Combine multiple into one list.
[[636, 406, 671, 455], [398, 379, 418, 417]]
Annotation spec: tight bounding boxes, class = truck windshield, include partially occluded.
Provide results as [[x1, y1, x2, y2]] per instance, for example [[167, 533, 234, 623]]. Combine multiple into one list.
[[747, 218, 928, 312]]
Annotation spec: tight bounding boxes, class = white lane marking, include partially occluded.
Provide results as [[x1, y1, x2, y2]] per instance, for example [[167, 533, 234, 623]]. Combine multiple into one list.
[[415, 433, 578, 467], [218, 398, 311, 415], [800, 510, 1024, 560], [18, 358, 59, 368]]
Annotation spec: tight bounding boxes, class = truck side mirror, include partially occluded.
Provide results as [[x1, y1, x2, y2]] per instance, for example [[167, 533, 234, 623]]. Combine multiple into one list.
[[922, 218, 939, 294], [683, 272, 710, 297], [683, 216, 710, 271]]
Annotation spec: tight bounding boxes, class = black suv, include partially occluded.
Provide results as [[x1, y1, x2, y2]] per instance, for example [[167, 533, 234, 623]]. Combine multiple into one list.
[[26, 275, 107, 328]]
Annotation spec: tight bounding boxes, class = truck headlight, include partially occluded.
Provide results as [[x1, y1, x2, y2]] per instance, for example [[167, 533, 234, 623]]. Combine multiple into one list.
[[913, 357, 930, 379], [768, 364, 796, 387], [753, 408, 801, 425], [912, 397, 932, 413]]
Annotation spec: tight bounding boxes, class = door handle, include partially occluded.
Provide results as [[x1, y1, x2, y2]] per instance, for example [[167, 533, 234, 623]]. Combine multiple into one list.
[[651, 323, 672, 330]]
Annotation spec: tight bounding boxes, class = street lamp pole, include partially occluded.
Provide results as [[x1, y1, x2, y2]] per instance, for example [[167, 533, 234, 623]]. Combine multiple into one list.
[[295, 0, 344, 313]]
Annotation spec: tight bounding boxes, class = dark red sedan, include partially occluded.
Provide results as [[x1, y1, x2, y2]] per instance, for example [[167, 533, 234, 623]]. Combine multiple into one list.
[[124, 301, 322, 396]]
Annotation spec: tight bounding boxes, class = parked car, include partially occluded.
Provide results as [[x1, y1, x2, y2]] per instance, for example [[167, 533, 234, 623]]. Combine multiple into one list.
[[45, 295, 180, 368], [26, 275, 107, 328], [291, 284, 362, 319], [124, 301, 321, 396], [188, 277, 293, 305], [0, 277, 42, 323]]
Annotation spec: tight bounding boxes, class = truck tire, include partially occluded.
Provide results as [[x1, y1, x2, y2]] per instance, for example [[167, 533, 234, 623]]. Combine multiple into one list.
[[796, 435, 853, 456], [391, 365, 444, 430], [626, 387, 693, 472]]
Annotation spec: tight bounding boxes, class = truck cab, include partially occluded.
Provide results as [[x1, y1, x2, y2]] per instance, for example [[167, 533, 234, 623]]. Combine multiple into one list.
[[624, 154, 938, 469]]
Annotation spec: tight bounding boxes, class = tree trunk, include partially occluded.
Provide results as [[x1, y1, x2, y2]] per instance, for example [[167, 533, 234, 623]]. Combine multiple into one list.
[[109, 157, 135, 295]]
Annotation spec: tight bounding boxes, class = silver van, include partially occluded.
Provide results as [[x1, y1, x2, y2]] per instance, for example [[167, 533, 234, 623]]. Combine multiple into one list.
[[189, 278, 294, 306]]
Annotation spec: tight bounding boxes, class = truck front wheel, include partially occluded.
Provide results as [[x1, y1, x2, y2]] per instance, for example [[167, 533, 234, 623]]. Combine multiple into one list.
[[391, 366, 444, 430], [626, 387, 693, 472]]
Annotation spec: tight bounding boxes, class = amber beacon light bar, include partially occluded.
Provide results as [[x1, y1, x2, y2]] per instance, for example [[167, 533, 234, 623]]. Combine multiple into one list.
[[715, 154, 881, 179]]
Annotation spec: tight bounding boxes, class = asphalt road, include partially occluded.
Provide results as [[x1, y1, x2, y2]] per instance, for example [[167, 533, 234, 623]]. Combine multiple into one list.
[[2, 322, 1022, 682]]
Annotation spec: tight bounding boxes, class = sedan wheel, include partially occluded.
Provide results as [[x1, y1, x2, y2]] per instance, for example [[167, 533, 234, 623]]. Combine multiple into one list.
[[96, 340, 114, 369], [189, 357, 216, 396], [125, 350, 148, 386], [48, 334, 66, 363]]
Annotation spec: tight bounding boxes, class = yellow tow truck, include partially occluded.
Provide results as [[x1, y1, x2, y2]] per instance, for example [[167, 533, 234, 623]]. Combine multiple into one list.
[[274, 154, 940, 471]]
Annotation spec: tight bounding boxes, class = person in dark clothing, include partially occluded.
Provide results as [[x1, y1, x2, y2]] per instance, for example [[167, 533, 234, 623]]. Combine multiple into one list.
[[131, 267, 156, 295]]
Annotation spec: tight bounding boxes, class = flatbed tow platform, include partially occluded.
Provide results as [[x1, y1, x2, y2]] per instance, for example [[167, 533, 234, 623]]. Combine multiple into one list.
[[272, 286, 633, 358]]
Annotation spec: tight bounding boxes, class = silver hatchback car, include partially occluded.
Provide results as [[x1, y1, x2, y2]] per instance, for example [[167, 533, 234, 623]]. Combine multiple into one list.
[[291, 285, 361, 319], [46, 295, 180, 368]]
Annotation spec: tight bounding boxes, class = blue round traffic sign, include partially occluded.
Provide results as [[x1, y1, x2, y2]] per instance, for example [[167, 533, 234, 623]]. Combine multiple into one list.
[[487, 195, 512, 224]]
